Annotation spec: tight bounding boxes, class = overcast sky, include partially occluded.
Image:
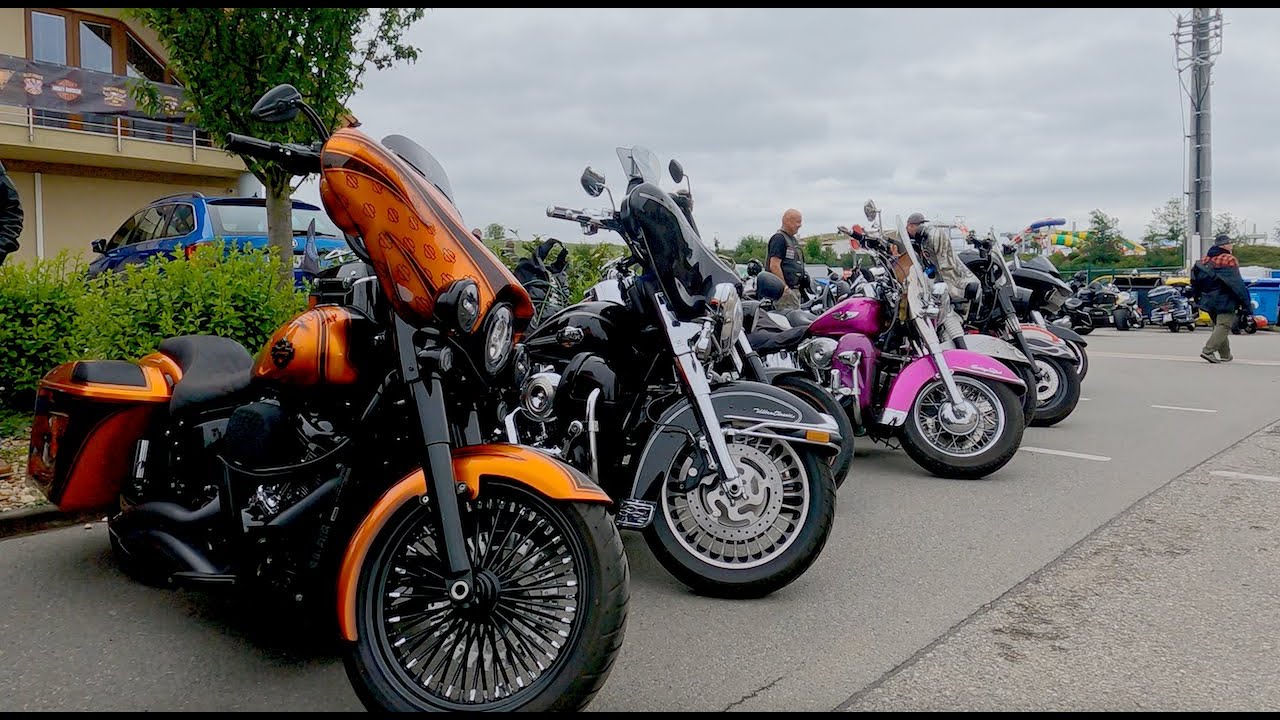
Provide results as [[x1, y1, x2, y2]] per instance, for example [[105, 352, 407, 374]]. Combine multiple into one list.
[[294, 8, 1279, 249]]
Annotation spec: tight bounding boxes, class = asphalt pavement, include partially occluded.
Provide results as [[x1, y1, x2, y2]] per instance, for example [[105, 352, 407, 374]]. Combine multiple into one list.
[[1, 327, 1277, 712]]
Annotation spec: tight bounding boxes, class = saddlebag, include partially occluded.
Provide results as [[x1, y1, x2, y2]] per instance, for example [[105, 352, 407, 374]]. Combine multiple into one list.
[[27, 359, 171, 513]]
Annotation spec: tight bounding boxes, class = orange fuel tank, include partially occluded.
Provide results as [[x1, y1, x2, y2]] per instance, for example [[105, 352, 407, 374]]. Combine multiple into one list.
[[253, 306, 364, 387]]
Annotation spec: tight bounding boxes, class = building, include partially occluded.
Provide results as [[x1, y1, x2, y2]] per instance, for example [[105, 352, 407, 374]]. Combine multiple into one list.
[[0, 7, 251, 265]]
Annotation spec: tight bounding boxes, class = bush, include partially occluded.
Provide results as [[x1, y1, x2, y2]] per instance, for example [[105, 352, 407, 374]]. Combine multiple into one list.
[[73, 242, 307, 362], [0, 252, 88, 409], [0, 244, 307, 411]]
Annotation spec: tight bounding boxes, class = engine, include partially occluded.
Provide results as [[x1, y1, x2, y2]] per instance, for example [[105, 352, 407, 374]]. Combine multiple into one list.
[[222, 400, 348, 523]]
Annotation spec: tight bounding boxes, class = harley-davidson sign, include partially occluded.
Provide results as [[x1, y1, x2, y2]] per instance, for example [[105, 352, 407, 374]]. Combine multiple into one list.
[[0, 54, 186, 118]]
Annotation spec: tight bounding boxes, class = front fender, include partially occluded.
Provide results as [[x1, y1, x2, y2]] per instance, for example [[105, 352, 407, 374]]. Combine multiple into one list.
[[882, 350, 1026, 426], [764, 366, 809, 382], [1038, 323, 1087, 347], [336, 444, 611, 642], [629, 380, 841, 502], [1023, 330, 1077, 363], [954, 333, 1032, 368]]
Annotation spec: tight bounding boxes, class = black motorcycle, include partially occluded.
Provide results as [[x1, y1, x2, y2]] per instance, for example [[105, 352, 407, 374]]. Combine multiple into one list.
[[501, 146, 841, 599], [956, 233, 1081, 427], [999, 246, 1091, 381]]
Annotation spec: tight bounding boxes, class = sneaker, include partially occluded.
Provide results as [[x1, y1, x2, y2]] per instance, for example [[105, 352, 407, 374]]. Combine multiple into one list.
[[1200, 351, 1220, 363], [1218, 354, 1233, 363]]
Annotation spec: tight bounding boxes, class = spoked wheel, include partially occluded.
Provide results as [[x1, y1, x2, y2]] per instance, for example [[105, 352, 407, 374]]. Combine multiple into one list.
[[899, 374, 1024, 480], [343, 481, 629, 712], [1029, 356, 1081, 427], [645, 433, 835, 599]]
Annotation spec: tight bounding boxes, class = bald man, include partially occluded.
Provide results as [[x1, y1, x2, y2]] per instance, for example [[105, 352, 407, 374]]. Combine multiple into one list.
[[767, 208, 806, 310]]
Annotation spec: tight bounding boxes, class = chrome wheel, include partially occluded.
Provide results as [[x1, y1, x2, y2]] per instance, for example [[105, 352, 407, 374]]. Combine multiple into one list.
[[912, 376, 1005, 459], [661, 435, 810, 571], [1034, 358, 1061, 405]]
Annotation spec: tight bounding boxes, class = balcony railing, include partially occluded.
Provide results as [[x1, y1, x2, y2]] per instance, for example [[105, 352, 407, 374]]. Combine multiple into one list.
[[0, 104, 215, 151]]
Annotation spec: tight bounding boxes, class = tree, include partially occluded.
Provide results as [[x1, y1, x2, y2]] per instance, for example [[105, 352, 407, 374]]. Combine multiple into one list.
[[127, 9, 426, 284], [1144, 197, 1185, 250], [1080, 209, 1123, 266]]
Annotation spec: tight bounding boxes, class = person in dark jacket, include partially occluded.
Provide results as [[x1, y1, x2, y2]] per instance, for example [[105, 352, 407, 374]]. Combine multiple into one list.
[[0, 159, 23, 267], [1193, 233, 1252, 363]]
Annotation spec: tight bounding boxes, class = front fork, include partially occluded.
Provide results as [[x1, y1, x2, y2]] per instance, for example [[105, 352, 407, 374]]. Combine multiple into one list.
[[394, 317, 475, 603], [656, 295, 740, 483]]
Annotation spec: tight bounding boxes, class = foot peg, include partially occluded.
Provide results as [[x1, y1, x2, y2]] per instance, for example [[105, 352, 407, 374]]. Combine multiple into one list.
[[615, 499, 656, 530]]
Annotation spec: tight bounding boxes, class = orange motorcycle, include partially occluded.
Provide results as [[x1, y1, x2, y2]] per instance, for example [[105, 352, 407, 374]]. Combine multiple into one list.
[[26, 84, 629, 712]]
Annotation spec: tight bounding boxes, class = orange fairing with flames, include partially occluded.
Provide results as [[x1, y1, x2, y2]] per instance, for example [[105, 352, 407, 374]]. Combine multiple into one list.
[[254, 306, 360, 386], [335, 444, 612, 641], [318, 128, 533, 331]]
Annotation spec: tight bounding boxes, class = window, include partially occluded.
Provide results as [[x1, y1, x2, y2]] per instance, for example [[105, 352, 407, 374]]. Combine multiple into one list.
[[164, 204, 197, 237], [131, 206, 170, 244], [25, 9, 173, 82], [30, 11, 66, 65]]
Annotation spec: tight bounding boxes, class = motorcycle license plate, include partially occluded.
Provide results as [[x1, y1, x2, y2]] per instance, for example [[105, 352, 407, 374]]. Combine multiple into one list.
[[1160, 312, 1171, 322]]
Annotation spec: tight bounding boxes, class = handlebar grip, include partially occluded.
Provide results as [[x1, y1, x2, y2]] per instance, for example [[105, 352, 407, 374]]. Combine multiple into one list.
[[546, 206, 581, 221], [225, 132, 276, 157]]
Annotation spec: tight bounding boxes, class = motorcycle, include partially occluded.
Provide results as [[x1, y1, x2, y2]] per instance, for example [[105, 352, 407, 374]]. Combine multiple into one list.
[[27, 84, 629, 712], [957, 231, 1082, 427], [503, 146, 842, 599], [1147, 284, 1198, 333], [750, 200, 1029, 480]]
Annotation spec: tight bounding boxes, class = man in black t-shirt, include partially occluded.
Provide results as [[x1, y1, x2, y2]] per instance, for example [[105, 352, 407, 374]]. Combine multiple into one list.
[[767, 208, 806, 310]]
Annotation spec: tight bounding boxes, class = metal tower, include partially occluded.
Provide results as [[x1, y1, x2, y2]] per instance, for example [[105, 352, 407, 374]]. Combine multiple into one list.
[[1174, 8, 1224, 267]]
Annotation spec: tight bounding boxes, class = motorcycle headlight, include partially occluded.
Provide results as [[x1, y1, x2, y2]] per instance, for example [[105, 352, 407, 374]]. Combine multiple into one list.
[[482, 303, 514, 375], [798, 337, 838, 370]]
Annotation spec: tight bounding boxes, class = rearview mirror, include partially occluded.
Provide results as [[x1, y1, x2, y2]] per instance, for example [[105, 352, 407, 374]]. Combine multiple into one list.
[[580, 166, 606, 197], [91, 238, 108, 254], [251, 84, 302, 123], [837, 225, 852, 236], [668, 159, 684, 184], [863, 199, 878, 222]]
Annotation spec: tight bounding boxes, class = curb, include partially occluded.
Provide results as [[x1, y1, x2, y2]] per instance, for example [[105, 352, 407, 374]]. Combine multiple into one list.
[[0, 503, 105, 541]]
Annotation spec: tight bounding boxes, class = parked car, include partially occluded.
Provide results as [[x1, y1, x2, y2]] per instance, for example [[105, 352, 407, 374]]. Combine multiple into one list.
[[86, 192, 349, 285]]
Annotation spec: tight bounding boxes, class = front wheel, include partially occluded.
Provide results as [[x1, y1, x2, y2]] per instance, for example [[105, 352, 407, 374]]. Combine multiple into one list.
[[770, 373, 855, 488], [342, 481, 629, 712], [1029, 356, 1081, 427], [899, 374, 1025, 480], [644, 434, 836, 599]]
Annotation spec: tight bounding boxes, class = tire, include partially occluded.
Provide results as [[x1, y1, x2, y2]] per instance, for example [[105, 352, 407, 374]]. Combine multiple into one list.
[[771, 373, 855, 489], [1012, 363, 1038, 426], [1072, 315, 1094, 336], [898, 374, 1025, 480], [1066, 340, 1089, 381], [1113, 308, 1130, 331], [343, 481, 629, 712], [1029, 356, 1081, 428], [644, 434, 836, 599], [1169, 323, 1180, 333]]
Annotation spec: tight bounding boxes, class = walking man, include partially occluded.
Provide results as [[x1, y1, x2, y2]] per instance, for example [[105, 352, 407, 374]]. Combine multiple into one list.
[[1192, 233, 1252, 363]]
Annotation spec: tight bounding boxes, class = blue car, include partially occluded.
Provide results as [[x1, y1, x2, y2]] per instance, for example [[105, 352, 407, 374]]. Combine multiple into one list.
[[86, 192, 350, 285]]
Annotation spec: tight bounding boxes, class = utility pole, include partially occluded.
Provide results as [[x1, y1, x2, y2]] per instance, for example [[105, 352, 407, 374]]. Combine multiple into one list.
[[1174, 8, 1224, 268]]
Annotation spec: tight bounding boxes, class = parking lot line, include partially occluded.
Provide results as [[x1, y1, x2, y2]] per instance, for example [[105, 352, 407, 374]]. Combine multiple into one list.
[[1093, 351, 1280, 367], [1151, 404, 1217, 413], [1020, 446, 1111, 462], [1210, 470, 1280, 484]]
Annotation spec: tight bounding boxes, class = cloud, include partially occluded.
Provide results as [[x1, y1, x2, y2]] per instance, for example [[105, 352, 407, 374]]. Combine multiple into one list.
[[295, 8, 1280, 250]]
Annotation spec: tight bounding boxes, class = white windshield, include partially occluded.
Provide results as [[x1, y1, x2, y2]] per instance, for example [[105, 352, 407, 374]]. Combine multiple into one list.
[[616, 146, 662, 186]]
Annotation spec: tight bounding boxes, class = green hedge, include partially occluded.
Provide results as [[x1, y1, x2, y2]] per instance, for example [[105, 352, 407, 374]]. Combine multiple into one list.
[[0, 252, 87, 410], [0, 243, 307, 411]]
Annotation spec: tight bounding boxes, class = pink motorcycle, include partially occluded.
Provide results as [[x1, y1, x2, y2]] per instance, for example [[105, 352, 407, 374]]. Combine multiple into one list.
[[749, 203, 1029, 479]]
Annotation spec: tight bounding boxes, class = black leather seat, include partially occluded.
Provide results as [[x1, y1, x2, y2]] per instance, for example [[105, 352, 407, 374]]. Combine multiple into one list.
[[786, 309, 818, 326], [747, 325, 809, 355], [158, 335, 254, 413]]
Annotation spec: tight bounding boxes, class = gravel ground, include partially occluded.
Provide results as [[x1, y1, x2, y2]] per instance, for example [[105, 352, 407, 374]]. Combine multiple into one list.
[[0, 422, 51, 513]]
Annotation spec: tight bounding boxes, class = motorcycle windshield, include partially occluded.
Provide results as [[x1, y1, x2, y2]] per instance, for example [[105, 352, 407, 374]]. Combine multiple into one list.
[[319, 128, 532, 330], [381, 134, 456, 205], [617, 147, 739, 318]]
